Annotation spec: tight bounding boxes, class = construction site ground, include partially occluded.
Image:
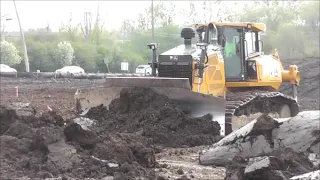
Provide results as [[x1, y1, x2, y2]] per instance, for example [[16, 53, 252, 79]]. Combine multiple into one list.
[[0, 58, 319, 180]]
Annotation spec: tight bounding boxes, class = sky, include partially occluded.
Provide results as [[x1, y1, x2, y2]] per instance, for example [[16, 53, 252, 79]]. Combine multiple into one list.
[[0, 1, 250, 32], [1, 1, 152, 32]]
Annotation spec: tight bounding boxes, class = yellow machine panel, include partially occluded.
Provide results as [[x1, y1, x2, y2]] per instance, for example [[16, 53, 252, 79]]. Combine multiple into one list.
[[192, 54, 226, 97]]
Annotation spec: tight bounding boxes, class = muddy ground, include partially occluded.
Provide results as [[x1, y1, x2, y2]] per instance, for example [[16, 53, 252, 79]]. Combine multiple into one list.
[[85, 87, 221, 148], [0, 85, 223, 179], [0, 105, 157, 179], [0, 58, 319, 179], [0, 58, 318, 116]]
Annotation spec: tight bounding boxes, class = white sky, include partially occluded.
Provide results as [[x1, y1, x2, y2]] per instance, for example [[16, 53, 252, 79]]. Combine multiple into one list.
[[1, 1, 250, 32], [1, 1, 152, 31]]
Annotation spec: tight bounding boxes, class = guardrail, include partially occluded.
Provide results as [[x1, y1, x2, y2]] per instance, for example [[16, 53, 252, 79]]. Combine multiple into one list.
[[0, 72, 146, 79]]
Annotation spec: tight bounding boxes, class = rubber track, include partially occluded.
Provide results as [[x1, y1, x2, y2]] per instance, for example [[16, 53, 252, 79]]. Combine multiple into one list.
[[224, 90, 298, 134]]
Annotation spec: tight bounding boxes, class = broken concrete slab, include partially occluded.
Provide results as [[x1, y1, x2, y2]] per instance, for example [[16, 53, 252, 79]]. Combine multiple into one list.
[[199, 111, 320, 166], [272, 111, 320, 154], [199, 114, 278, 166], [290, 170, 320, 180], [225, 151, 317, 180]]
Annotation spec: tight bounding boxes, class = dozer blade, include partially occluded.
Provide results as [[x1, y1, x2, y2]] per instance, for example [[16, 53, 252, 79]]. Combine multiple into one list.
[[75, 77, 225, 126]]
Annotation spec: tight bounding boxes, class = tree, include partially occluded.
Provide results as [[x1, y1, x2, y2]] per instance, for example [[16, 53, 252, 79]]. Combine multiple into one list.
[[0, 40, 22, 65], [120, 19, 135, 40], [299, 1, 319, 57], [53, 41, 74, 67], [182, 1, 200, 25], [137, 1, 173, 30]]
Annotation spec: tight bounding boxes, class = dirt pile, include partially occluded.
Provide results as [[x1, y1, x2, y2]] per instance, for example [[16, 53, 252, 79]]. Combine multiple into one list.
[[85, 87, 221, 148], [225, 149, 316, 180], [280, 58, 320, 110], [0, 105, 156, 179]]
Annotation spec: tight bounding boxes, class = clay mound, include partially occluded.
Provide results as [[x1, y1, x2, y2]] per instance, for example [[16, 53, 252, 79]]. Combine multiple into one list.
[[86, 87, 221, 148]]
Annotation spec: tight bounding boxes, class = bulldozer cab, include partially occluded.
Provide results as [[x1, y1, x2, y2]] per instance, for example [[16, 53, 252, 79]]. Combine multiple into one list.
[[195, 23, 265, 82]]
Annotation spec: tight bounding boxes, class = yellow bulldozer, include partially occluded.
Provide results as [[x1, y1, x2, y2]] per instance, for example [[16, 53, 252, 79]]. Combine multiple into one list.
[[75, 22, 301, 136]]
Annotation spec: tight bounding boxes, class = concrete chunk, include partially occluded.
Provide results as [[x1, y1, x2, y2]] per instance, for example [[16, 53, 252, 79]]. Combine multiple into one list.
[[199, 111, 320, 166], [290, 170, 320, 180]]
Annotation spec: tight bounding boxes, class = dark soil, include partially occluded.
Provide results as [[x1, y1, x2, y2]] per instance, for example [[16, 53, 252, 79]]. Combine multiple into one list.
[[280, 58, 320, 110], [0, 105, 156, 179], [85, 87, 222, 148]]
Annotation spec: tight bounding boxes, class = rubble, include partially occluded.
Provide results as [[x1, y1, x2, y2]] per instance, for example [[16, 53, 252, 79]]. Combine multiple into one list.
[[224, 149, 317, 180], [290, 170, 320, 180], [200, 111, 320, 180], [199, 111, 320, 166]]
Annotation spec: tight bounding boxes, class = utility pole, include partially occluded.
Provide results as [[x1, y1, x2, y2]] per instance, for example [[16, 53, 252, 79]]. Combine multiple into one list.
[[84, 12, 91, 43], [151, 0, 154, 41], [13, 0, 29, 72]]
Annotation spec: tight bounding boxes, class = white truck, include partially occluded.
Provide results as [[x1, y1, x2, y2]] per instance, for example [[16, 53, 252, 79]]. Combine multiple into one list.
[[135, 65, 154, 76]]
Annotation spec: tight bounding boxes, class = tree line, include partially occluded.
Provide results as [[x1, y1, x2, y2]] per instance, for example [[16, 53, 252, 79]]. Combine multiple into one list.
[[1, 0, 318, 73]]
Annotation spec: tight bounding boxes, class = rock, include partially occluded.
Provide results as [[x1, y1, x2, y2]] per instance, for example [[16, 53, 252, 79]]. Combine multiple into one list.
[[72, 117, 97, 130], [290, 170, 320, 180], [199, 111, 320, 166]]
